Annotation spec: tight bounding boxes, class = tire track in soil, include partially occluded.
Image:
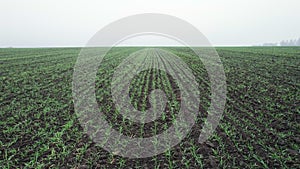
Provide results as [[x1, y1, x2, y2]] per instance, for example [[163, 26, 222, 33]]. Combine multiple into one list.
[[95, 49, 152, 138], [155, 49, 219, 168]]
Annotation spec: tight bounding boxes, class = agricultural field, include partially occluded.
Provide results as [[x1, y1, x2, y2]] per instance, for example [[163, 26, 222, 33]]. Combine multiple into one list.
[[0, 47, 299, 168]]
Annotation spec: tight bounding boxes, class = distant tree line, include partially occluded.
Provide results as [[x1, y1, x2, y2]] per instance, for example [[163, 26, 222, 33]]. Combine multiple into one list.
[[263, 37, 300, 46], [280, 38, 300, 46]]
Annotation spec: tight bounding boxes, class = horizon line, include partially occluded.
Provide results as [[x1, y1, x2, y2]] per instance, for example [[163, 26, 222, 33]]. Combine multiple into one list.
[[0, 45, 271, 48]]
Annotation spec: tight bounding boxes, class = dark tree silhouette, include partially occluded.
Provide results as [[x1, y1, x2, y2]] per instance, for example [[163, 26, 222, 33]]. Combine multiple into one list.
[[278, 38, 300, 46]]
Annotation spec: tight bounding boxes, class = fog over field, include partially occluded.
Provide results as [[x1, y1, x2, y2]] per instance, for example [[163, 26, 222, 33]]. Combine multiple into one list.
[[1, 0, 300, 47], [1, 0, 300, 168], [262, 38, 300, 46]]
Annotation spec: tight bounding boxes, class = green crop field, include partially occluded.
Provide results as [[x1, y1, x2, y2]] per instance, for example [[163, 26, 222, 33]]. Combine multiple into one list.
[[1, 47, 299, 168]]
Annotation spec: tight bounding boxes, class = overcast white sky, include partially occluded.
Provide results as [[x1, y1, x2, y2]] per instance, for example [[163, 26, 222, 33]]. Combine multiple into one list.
[[1, 0, 299, 47]]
